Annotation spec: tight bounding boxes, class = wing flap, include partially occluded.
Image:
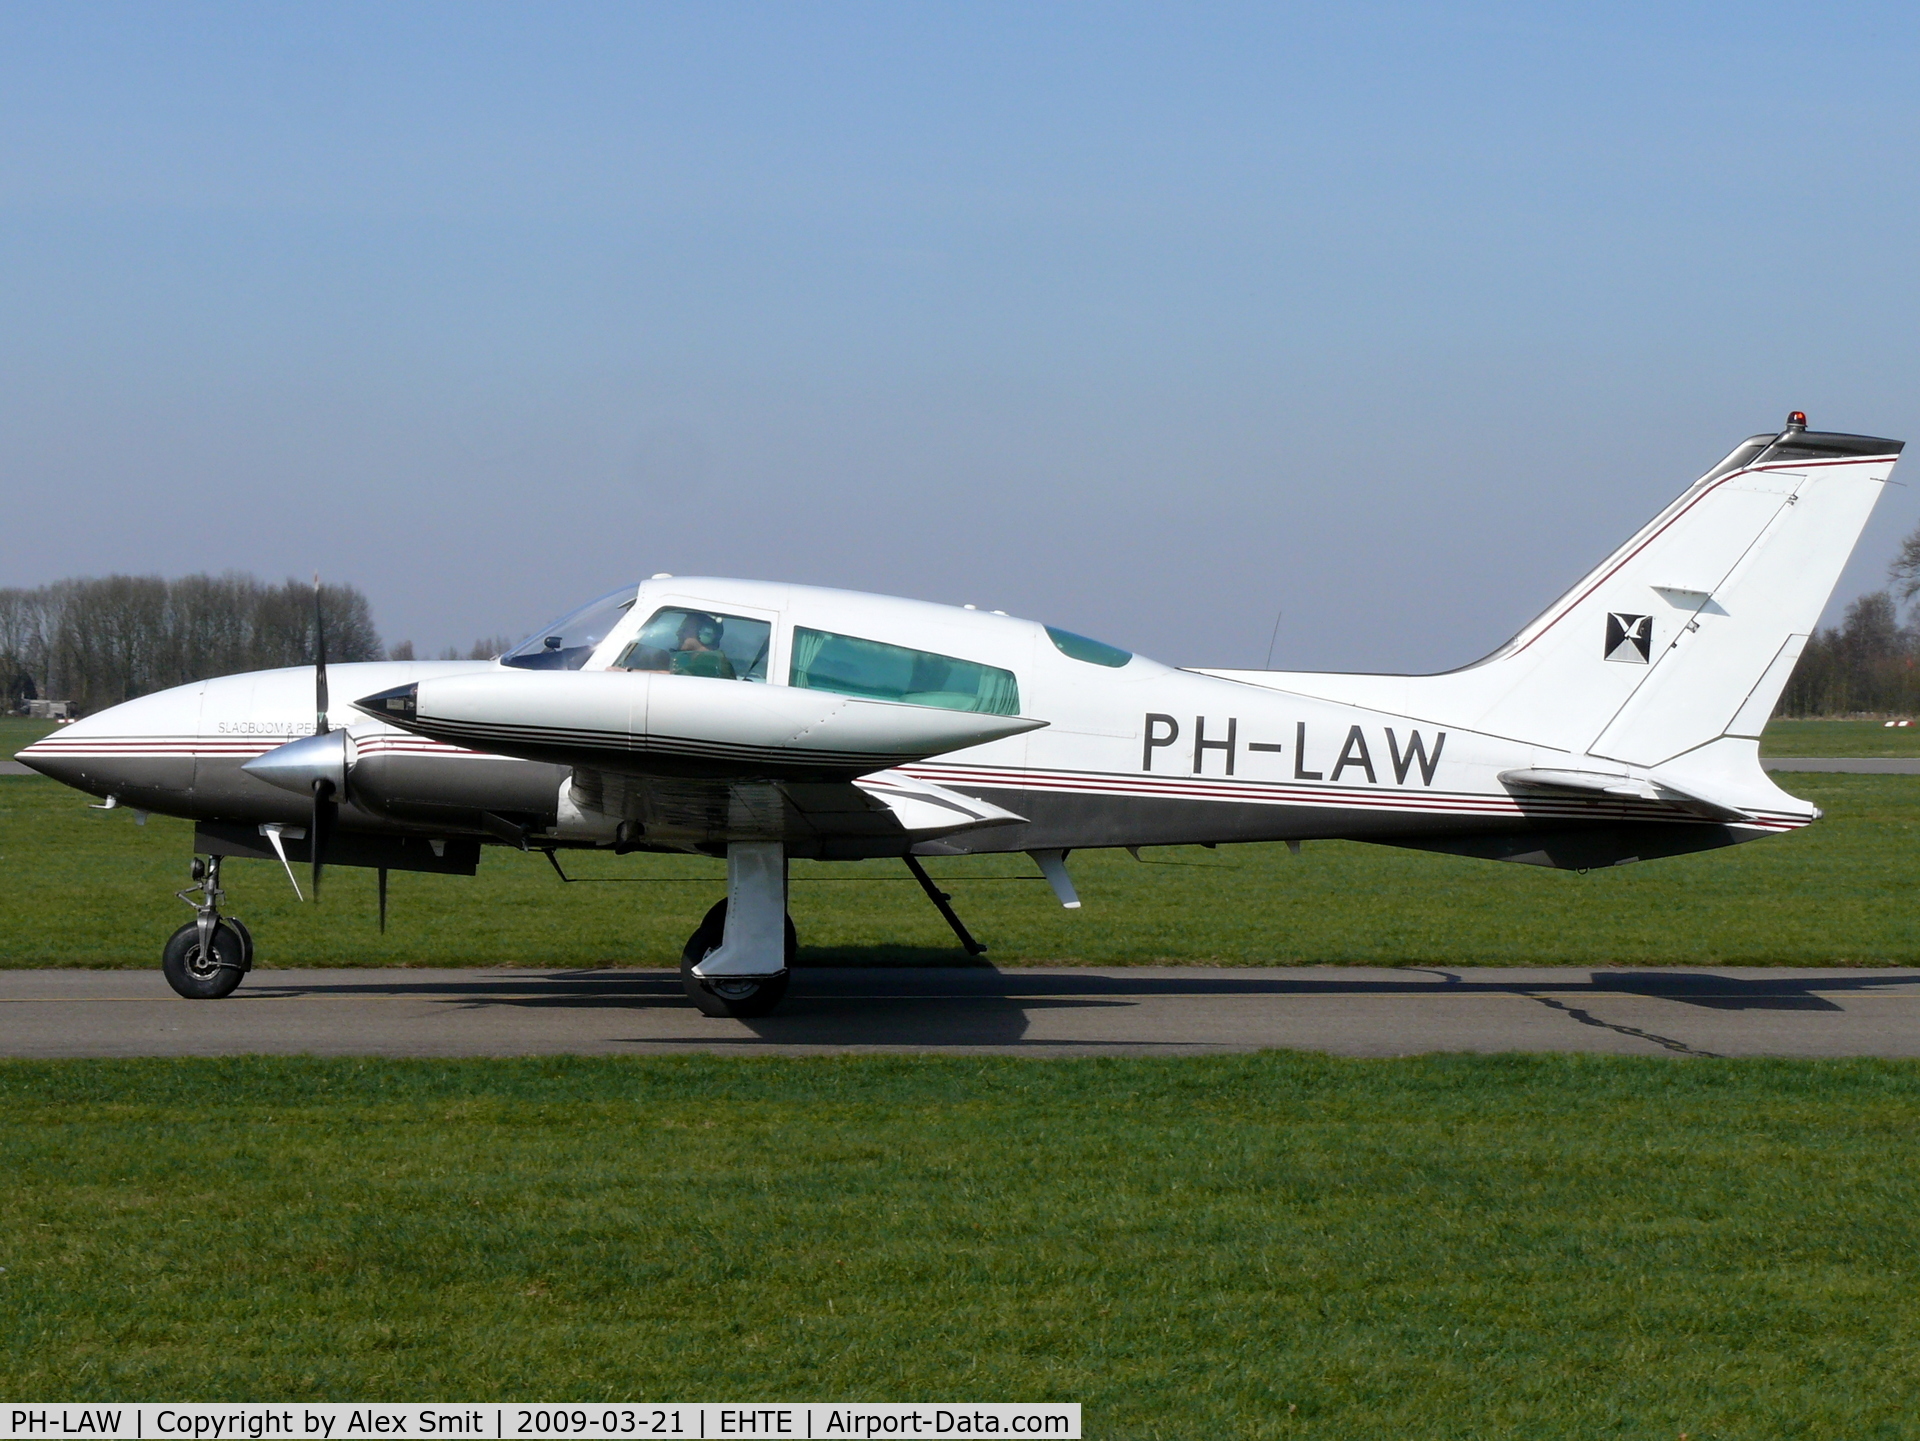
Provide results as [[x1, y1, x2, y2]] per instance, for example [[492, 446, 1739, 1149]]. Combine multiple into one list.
[[563, 766, 1025, 847]]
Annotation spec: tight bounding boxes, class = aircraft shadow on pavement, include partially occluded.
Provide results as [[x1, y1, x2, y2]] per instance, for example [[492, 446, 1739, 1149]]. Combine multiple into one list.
[[789, 968, 1901, 1014], [1584, 971, 1849, 1011], [237, 966, 1918, 1054], [247, 972, 685, 1005], [243, 964, 1131, 1049], [243, 966, 1917, 1015], [681, 998, 1158, 1050], [795, 945, 997, 968]]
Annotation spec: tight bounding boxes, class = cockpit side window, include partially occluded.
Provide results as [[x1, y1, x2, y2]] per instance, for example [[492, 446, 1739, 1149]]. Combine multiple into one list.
[[500, 589, 637, 671], [1045, 625, 1132, 668], [614, 608, 772, 681], [790, 627, 1020, 714]]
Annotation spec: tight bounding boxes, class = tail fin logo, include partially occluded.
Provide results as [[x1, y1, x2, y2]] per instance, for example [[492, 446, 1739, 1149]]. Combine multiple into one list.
[[1605, 612, 1652, 663]]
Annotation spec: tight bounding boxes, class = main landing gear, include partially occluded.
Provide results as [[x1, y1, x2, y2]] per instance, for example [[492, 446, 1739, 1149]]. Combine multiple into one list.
[[162, 855, 254, 1000], [681, 841, 795, 1018], [677, 843, 999, 1018], [681, 899, 797, 1018]]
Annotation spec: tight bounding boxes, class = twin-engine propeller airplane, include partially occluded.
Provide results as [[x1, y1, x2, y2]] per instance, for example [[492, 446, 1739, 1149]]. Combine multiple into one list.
[[15, 413, 1903, 1016]]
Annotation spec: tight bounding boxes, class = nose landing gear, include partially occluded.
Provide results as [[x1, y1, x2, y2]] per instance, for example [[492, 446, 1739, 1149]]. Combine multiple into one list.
[[162, 855, 254, 1000]]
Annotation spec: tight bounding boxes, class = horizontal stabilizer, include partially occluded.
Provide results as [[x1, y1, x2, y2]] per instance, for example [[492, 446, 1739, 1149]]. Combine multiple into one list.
[[1498, 767, 1751, 822]]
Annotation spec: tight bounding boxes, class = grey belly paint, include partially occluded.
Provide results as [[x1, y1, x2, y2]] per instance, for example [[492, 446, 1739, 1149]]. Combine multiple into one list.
[[921, 783, 1728, 869], [26, 746, 1726, 876]]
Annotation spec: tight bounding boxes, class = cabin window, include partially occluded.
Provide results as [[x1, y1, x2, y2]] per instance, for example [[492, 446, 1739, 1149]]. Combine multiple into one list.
[[790, 628, 1021, 714], [614, 608, 772, 681], [500, 589, 637, 671], [1045, 625, 1132, 668]]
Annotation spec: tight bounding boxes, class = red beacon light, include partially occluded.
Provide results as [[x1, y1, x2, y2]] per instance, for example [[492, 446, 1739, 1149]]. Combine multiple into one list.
[[1786, 411, 1808, 430]]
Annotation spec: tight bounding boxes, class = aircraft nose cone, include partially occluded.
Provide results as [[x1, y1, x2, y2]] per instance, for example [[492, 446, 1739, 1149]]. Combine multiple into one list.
[[241, 729, 350, 796], [10, 743, 86, 787]]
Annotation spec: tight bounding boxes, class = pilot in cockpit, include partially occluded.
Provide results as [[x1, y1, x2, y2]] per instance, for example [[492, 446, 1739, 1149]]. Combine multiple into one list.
[[613, 606, 767, 678], [668, 613, 736, 679]]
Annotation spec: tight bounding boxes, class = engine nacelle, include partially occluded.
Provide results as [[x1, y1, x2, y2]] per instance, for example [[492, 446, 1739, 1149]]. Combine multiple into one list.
[[244, 727, 565, 833]]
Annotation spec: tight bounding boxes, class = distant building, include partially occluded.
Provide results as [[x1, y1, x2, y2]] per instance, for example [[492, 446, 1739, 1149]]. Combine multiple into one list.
[[25, 699, 71, 720]]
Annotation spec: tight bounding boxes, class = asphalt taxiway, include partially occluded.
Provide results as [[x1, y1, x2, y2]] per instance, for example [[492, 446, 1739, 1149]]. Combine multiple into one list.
[[2, 965, 1916, 1059]]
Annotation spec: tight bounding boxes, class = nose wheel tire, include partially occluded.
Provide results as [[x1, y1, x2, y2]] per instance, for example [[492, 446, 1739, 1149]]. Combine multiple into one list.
[[162, 920, 250, 1000], [681, 898, 795, 1018], [224, 917, 255, 972]]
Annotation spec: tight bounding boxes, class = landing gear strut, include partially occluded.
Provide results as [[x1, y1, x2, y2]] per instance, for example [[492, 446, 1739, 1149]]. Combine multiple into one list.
[[682, 841, 795, 1018], [162, 855, 253, 1000], [904, 854, 988, 955]]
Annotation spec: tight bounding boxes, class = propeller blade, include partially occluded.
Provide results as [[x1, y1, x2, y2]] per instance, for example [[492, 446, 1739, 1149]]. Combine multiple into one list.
[[313, 573, 330, 737], [311, 777, 337, 902]]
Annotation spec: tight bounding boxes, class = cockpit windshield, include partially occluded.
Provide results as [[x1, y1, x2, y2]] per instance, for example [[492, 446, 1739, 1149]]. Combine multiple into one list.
[[500, 587, 638, 671]]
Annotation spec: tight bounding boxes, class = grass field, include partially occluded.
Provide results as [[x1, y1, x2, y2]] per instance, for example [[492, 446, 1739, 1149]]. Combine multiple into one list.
[[1, 1052, 1916, 1436], [5, 768, 1920, 968], [9, 720, 1920, 1436], [1760, 718, 1920, 756], [9, 710, 1920, 968], [0, 716, 56, 752]]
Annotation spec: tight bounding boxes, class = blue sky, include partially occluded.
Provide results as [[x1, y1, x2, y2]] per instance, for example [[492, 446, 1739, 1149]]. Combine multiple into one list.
[[4, 2, 1919, 667]]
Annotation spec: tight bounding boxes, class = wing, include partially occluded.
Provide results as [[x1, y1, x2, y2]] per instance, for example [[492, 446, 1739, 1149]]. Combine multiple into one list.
[[562, 766, 1027, 857]]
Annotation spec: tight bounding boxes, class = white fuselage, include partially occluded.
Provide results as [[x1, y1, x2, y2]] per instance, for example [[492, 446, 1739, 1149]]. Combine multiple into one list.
[[18, 573, 1813, 871]]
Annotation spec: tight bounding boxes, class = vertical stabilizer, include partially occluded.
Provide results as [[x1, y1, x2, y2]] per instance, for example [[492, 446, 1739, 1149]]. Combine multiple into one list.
[[1558, 420, 1900, 765], [1199, 416, 1904, 765]]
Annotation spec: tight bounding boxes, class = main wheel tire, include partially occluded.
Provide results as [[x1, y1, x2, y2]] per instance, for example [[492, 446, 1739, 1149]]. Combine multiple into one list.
[[162, 920, 249, 1000], [681, 898, 796, 1018]]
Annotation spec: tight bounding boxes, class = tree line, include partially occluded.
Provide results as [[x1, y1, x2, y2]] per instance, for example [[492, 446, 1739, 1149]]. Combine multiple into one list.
[[0, 574, 383, 716], [1777, 599, 1919, 718], [0, 574, 529, 715], [12, 547, 1920, 719], [1769, 518, 1920, 717]]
